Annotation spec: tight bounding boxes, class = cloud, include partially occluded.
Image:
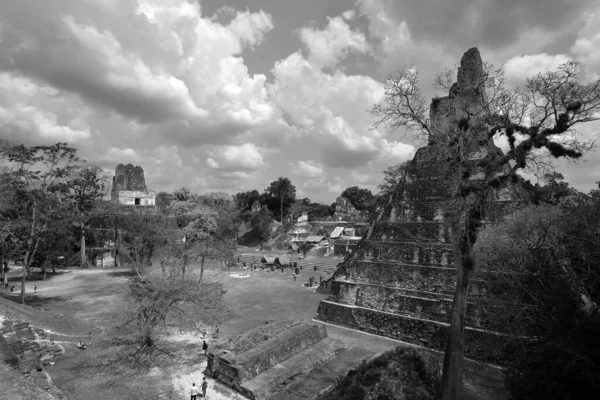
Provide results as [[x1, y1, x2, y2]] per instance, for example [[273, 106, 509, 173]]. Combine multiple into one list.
[[98, 147, 141, 164], [206, 143, 265, 171], [504, 53, 573, 88], [0, 73, 92, 143], [299, 15, 371, 69], [270, 48, 394, 167], [296, 160, 325, 178], [0, 0, 278, 148], [570, 12, 600, 81], [357, 0, 595, 53], [342, 10, 356, 21], [228, 9, 274, 49]]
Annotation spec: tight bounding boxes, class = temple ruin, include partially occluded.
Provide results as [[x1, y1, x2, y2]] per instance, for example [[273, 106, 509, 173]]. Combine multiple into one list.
[[333, 196, 369, 221], [110, 164, 156, 206], [316, 48, 523, 363], [206, 321, 345, 399]]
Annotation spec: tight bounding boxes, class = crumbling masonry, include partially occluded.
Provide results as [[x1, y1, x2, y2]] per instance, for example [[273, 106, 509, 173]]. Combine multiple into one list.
[[316, 48, 523, 363]]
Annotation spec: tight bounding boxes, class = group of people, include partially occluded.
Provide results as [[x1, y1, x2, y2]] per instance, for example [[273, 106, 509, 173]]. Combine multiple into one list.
[[1, 283, 37, 293], [189, 340, 210, 399], [189, 378, 208, 399], [2, 283, 15, 292]]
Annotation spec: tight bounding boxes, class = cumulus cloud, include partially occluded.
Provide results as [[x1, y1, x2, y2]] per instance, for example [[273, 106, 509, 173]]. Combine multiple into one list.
[[206, 143, 265, 171], [0, 73, 92, 143], [299, 15, 370, 69], [296, 160, 325, 178], [0, 0, 278, 147], [570, 12, 600, 81], [1, 0, 596, 202], [504, 53, 573, 88], [98, 147, 141, 164]]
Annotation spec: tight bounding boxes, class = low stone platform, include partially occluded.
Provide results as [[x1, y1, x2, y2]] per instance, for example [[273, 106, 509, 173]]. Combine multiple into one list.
[[206, 320, 333, 399]]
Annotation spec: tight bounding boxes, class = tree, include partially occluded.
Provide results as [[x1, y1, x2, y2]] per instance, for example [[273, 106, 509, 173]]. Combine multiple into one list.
[[58, 165, 110, 268], [168, 199, 218, 282], [475, 202, 600, 399], [234, 190, 261, 212], [0, 142, 80, 303], [266, 177, 296, 223], [340, 186, 376, 211], [155, 191, 174, 213], [371, 49, 600, 399], [118, 251, 228, 361], [249, 206, 274, 242]]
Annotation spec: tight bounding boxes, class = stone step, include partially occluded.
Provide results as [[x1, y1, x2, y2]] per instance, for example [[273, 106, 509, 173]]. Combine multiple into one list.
[[240, 337, 344, 399], [267, 346, 377, 400], [315, 300, 512, 364], [237, 255, 340, 274], [359, 241, 455, 267], [327, 280, 494, 327]]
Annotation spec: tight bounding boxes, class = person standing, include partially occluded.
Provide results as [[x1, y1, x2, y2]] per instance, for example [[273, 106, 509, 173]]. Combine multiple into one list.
[[201, 378, 208, 398], [190, 382, 199, 400], [202, 340, 208, 356]]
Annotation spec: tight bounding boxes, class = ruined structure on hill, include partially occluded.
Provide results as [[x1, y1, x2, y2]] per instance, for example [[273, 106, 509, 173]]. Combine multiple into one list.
[[333, 196, 369, 221], [316, 48, 523, 364], [110, 164, 156, 206]]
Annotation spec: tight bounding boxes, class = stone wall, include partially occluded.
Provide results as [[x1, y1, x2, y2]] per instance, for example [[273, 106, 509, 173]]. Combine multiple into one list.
[[316, 301, 510, 364], [116, 190, 156, 206], [206, 321, 328, 397]]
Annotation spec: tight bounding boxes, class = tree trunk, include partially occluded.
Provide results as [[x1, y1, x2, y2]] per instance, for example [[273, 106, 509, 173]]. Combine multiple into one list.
[[440, 225, 475, 400], [21, 199, 38, 303], [197, 254, 206, 287], [114, 215, 120, 268], [80, 211, 86, 268], [280, 193, 284, 224], [2, 260, 7, 288], [0, 252, 5, 287], [41, 258, 47, 280], [182, 235, 188, 280]]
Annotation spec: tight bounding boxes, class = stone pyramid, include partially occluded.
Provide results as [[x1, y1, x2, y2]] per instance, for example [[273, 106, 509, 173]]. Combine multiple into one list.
[[316, 48, 522, 363]]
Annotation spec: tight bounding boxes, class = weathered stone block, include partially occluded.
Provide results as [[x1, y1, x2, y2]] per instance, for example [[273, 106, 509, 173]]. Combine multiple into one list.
[[207, 321, 327, 389]]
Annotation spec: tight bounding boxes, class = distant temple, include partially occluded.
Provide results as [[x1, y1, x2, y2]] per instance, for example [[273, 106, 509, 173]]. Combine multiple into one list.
[[110, 164, 156, 206], [333, 196, 369, 221]]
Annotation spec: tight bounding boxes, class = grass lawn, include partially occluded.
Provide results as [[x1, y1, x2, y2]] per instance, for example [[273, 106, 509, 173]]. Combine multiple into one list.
[[1, 259, 336, 399], [0, 255, 507, 400]]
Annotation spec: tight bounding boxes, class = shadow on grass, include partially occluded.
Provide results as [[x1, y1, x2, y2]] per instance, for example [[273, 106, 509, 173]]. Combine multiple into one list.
[[107, 270, 136, 278], [25, 295, 68, 307]]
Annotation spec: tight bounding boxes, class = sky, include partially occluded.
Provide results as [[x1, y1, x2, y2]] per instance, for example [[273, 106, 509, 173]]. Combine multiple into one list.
[[0, 0, 599, 203]]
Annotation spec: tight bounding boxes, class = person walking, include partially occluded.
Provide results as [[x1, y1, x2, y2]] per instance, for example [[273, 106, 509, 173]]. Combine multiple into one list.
[[190, 382, 199, 400], [201, 378, 208, 398], [202, 340, 208, 356]]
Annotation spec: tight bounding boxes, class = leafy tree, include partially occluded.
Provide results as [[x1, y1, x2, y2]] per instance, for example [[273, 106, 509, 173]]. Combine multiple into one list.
[[249, 206, 274, 242], [168, 199, 218, 282], [58, 165, 110, 268], [475, 201, 600, 399], [0, 142, 80, 303], [155, 191, 174, 213], [173, 187, 194, 201], [234, 190, 261, 213], [340, 186, 376, 211], [117, 256, 228, 360], [266, 177, 296, 223], [521, 172, 577, 205], [371, 52, 600, 399]]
